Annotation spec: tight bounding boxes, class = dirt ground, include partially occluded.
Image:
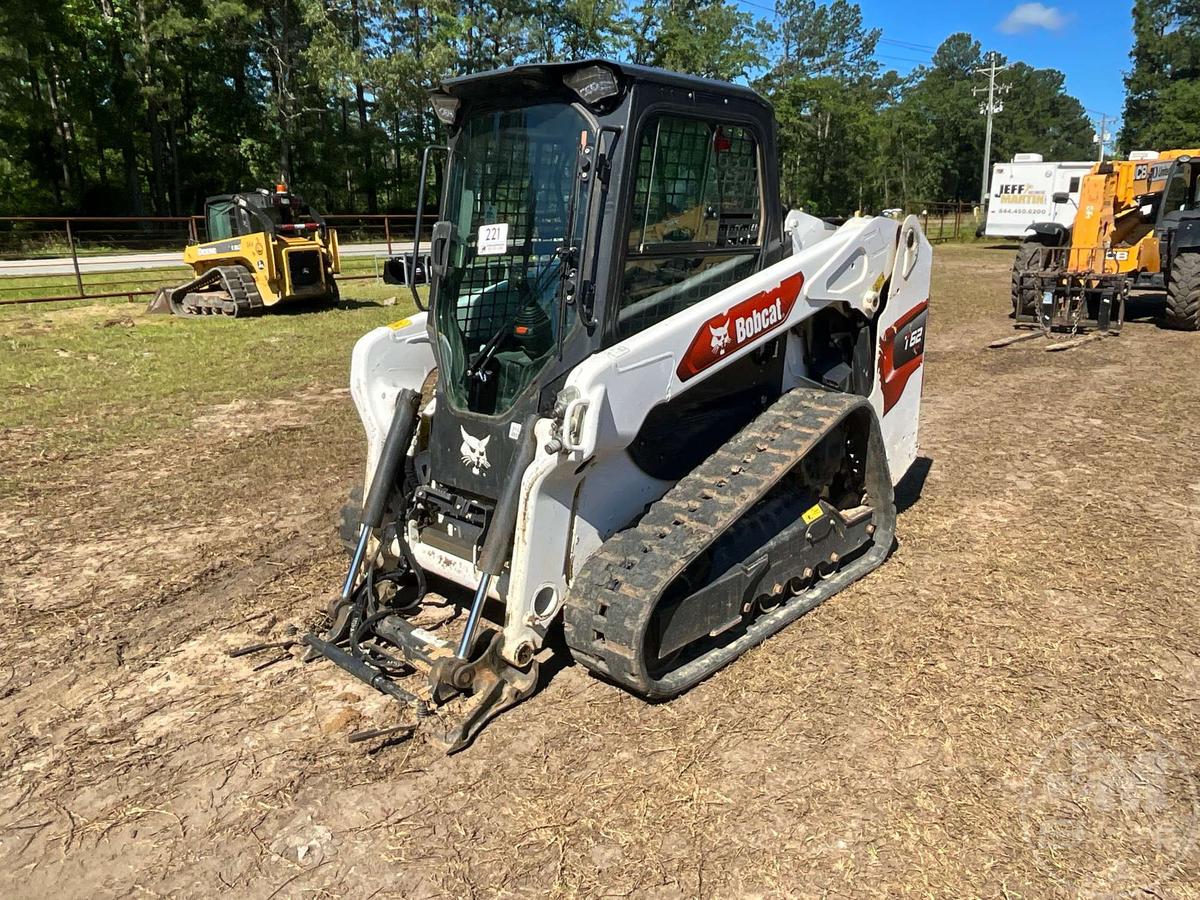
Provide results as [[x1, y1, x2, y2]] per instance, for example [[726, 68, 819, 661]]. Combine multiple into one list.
[[2, 244, 1198, 897]]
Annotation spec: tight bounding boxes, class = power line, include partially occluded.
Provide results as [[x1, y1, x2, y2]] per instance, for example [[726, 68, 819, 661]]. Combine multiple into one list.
[[875, 52, 931, 65], [729, 0, 937, 67], [879, 38, 937, 52], [732, 0, 940, 52], [735, 0, 780, 16]]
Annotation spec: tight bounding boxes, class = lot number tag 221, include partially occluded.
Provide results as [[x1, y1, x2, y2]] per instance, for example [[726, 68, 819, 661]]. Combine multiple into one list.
[[477, 223, 509, 256]]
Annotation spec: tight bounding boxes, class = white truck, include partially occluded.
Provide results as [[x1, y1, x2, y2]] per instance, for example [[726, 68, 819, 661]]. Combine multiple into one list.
[[984, 154, 1094, 238]]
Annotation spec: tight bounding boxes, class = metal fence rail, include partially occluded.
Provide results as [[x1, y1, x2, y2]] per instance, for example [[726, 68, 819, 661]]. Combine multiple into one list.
[[0, 204, 981, 306], [913, 201, 981, 244], [0, 213, 430, 305]]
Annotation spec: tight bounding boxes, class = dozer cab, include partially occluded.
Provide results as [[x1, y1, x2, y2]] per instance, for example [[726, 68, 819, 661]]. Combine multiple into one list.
[[148, 184, 341, 316], [1001, 150, 1200, 348], [289, 61, 932, 751]]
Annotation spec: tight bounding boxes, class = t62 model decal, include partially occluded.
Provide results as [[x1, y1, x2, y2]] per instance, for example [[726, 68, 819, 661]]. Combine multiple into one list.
[[878, 299, 928, 414], [676, 271, 805, 382]]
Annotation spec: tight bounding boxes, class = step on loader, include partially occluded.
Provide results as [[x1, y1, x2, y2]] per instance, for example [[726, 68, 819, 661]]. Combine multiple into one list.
[[147, 184, 341, 317], [284, 61, 932, 751]]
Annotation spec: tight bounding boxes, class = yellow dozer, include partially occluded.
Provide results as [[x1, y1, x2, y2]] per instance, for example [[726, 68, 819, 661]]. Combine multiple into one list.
[[149, 184, 341, 316]]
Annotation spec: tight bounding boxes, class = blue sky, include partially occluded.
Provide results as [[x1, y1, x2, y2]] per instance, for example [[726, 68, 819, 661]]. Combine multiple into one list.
[[736, 1, 1132, 132]]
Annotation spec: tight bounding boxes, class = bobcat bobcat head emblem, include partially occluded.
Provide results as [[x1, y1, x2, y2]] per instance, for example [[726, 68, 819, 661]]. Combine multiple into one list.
[[709, 319, 731, 355], [459, 427, 491, 475]]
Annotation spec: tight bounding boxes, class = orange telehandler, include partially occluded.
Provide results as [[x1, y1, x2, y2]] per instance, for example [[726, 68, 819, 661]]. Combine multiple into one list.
[[999, 149, 1200, 349]]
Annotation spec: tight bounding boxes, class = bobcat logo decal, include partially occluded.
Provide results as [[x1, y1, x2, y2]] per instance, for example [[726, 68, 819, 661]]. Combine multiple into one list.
[[459, 427, 491, 475], [676, 271, 805, 383], [709, 320, 731, 355]]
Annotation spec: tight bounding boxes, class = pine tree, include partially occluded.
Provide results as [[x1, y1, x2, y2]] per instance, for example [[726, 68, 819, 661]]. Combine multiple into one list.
[[1120, 0, 1200, 151]]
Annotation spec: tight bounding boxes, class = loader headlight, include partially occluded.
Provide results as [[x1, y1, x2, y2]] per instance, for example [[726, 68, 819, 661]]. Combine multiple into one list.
[[563, 65, 621, 106], [429, 93, 460, 127]]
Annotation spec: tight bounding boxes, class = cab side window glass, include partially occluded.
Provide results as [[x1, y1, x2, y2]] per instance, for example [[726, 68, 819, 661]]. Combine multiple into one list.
[[618, 116, 762, 339], [1164, 171, 1189, 212], [206, 201, 236, 241]]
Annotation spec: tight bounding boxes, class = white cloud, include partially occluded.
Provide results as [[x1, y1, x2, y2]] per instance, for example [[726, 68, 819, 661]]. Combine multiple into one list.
[[998, 3, 1070, 34]]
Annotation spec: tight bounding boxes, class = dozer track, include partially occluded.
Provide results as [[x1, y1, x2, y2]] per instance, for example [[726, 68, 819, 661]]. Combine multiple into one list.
[[563, 386, 897, 699], [167, 265, 265, 317]]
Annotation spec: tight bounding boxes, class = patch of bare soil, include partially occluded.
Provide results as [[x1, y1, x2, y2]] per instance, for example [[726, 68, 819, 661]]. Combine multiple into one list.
[[2, 244, 1198, 898]]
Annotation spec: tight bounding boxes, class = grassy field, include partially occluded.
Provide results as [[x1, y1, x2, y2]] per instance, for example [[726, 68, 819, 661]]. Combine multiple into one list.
[[0, 280, 419, 495]]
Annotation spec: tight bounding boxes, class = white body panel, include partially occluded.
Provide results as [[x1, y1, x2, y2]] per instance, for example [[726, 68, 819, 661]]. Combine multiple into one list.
[[869, 218, 930, 474], [350, 313, 436, 476], [350, 216, 932, 663], [985, 159, 1093, 237]]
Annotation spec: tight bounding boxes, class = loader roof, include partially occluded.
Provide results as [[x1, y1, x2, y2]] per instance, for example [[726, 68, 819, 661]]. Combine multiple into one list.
[[435, 59, 770, 111]]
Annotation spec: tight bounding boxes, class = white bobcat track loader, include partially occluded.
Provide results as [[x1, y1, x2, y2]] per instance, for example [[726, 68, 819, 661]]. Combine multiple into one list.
[[299, 60, 932, 751]]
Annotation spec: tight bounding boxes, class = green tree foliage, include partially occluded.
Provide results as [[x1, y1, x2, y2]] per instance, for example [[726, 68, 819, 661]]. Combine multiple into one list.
[[1121, 0, 1200, 151], [0, 1, 1106, 216], [630, 0, 769, 81], [757, 0, 883, 212], [877, 35, 1093, 207], [759, 22, 1093, 214], [0, 0, 629, 215]]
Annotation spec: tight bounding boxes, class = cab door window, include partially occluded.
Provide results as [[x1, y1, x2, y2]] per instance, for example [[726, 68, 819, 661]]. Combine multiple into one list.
[[617, 116, 763, 339], [1163, 166, 1191, 213], [205, 200, 237, 241]]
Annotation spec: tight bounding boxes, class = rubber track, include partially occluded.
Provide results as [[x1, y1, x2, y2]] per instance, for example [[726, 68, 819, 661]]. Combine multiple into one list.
[[181, 266, 264, 317], [563, 386, 895, 700]]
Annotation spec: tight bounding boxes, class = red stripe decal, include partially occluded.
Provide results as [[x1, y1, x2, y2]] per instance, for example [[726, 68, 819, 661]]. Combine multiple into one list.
[[878, 299, 929, 415]]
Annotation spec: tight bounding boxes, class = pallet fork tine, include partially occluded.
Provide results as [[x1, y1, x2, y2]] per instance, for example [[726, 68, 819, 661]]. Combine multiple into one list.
[[987, 330, 1045, 349], [1044, 332, 1105, 352]]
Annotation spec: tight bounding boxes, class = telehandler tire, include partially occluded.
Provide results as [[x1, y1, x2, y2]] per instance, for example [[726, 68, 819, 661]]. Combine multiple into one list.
[[1011, 242, 1045, 318], [1165, 252, 1200, 331]]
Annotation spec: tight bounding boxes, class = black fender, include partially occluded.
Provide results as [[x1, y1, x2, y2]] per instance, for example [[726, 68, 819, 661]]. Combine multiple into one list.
[[1022, 222, 1069, 248], [1173, 217, 1200, 253]]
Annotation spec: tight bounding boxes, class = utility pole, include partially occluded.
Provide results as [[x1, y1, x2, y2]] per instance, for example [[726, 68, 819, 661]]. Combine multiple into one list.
[[1094, 113, 1111, 161], [974, 52, 1011, 207]]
